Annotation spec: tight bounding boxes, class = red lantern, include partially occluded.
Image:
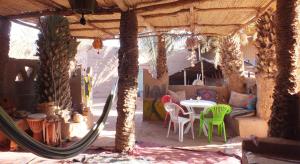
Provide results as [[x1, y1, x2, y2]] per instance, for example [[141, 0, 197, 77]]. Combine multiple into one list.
[[92, 38, 103, 54]]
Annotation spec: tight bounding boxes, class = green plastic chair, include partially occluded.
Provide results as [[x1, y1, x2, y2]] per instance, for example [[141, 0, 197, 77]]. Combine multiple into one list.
[[199, 104, 232, 143]]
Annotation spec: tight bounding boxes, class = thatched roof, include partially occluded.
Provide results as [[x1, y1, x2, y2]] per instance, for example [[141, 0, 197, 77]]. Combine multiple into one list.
[[1, 0, 275, 39]]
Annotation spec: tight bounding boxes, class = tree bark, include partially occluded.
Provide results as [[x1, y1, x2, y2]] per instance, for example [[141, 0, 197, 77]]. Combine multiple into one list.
[[220, 35, 245, 93], [256, 74, 275, 120], [0, 17, 11, 99], [36, 16, 78, 110], [255, 10, 276, 121], [268, 0, 300, 139], [156, 34, 168, 79], [115, 10, 139, 153]]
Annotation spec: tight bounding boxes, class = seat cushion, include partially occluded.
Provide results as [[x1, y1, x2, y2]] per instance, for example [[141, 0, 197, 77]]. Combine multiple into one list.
[[229, 91, 256, 109], [230, 107, 255, 118]]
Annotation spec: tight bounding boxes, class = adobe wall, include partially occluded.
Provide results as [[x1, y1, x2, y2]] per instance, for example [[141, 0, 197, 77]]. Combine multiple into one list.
[[168, 85, 229, 103], [1, 58, 82, 113], [143, 69, 168, 121], [1, 58, 39, 112]]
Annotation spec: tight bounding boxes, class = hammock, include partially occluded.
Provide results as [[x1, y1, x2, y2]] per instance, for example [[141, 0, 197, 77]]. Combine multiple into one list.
[[0, 85, 117, 159]]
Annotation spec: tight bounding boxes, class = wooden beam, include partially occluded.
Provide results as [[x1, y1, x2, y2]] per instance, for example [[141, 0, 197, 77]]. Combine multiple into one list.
[[11, 20, 40, 30], [70, 25, 147, 31], [190, 6, 195, 33], [231, 0, 276, 35], [31, 0, 60, 8], [7, 0, 259, 20], [137, 15, 154, 31], [70, 19, 120, 24], [153, 24, 241, 30], [47, 0, 68, 9], [135, 0, 204, 13], [48, 0, 116, 37], [75, 31, 222, 40], [6, 8, 119, 19], [142, 7, 258, 18], [85, 23, 115, 36]]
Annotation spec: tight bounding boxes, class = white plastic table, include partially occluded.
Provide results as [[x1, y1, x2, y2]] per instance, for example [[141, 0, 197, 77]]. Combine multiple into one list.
[[180, 99, 216, 135]]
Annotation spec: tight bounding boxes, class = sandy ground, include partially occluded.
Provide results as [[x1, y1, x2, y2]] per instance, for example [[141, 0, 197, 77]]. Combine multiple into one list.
[[91, 97, 241, 152], [0, 97, 243, 163]]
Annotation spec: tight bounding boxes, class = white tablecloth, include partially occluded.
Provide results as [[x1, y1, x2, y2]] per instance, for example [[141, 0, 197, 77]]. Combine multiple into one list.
[[180, 99, 216, 135]]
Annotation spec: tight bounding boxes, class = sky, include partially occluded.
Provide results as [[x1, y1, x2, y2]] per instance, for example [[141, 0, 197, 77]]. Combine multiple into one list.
[[9, 21, 186, 61], [9, 22, 120, 59]]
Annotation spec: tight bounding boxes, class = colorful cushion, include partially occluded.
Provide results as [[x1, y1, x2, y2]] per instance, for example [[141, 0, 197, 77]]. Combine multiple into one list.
[[229, 91, 256, 109], [247, 96, 257, 110], [196, 89, 217, 102]]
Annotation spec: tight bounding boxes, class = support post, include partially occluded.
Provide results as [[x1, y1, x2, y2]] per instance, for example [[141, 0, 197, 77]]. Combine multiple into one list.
[[115, 10, 139, 153], [198, 44, 204, 82], [0, 17, 11, 99], [268, 0, 300, 139], [184, 69, 187, 86], [156, 34, 168, 79]]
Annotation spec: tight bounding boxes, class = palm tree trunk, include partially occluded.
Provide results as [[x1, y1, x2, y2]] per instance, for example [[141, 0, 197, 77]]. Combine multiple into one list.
[[0, 17, 11, 99], [115, 10, 139, 153], [255, 10, 276, 120], [36, 16, 78, 110], [220, 35, 245, 93], [268, 0, 299, 139], [156, 34, 168, 79]]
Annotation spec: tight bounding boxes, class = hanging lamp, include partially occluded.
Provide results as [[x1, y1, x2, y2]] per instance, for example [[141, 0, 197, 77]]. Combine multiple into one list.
[[92, 38, 103, 54], [68, 0, 96, 25]]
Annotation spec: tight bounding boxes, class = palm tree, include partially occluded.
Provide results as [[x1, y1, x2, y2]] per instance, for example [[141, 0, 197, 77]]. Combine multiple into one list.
[[255, 9, 277, 120], [0, 17, 10, 98], [139, 33, 185, 78], [115, 10, 139, 153], [36, 15, 79, 110], [219, 34, 245, 93], [268, 0, 299, 139], [156, 34, 168, 79]]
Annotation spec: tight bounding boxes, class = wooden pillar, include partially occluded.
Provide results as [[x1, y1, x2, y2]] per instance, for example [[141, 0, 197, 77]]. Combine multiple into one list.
[[115, 10, 139, 153], [268, 0, 300, 139], [0, 17, 11, 99]]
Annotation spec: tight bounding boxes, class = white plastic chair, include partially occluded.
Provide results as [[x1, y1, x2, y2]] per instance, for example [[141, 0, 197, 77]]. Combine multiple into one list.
[[164, 102, 194, 142]]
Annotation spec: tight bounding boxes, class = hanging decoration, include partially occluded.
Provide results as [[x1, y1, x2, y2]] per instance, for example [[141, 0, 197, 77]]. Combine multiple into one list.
[[186, 36, 198, 50], [188, 50, 197, 67], [92, 38, 103, 54], [68, 0, 96, 25], [186, 36, 198, 67]]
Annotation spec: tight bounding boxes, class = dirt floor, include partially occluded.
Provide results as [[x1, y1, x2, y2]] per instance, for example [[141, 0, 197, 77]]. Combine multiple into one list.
[[0, 97, 242, 164]]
